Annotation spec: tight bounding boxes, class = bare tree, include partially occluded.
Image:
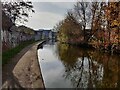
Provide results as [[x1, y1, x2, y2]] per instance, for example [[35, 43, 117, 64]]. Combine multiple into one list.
[[90, 2, 99, 35], [74, 2, 89, 43]]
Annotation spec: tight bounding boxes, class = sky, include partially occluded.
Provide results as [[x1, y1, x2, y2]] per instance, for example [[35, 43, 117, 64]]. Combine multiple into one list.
[[17, 0, 115, 30], [20, 2, 76, 30]]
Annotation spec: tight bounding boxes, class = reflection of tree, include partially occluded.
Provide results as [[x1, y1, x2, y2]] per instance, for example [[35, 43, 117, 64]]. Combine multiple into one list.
[[57, 43, 119, 88], [57, 43, 80, 68], [89, 53, 119, 88], [118, 58, 120, 89]]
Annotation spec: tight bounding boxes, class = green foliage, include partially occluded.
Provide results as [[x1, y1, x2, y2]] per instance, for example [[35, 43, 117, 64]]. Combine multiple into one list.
[[2, 40, 36, 66]]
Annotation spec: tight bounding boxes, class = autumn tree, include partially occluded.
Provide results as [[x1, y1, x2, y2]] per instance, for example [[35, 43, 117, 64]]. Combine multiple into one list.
[[55, 1, 120, 52], [89, 1, 120, 51], [57, 11, 82, 44], [104, 1, 120, 51], [89, 2, 106, 48], [53, 21, 63, 32]]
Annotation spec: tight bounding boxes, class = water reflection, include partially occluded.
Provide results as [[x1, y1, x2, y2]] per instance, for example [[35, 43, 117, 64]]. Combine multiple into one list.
[[57, 42, 120, 88], [38, 41, 120, 88]]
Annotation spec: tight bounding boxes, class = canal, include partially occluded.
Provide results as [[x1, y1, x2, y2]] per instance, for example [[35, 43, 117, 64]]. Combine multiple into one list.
[[38, 40, 120, 88]]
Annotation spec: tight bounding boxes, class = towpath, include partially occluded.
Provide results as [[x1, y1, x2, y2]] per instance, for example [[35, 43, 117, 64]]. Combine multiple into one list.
[[2, 41, 44, 89]]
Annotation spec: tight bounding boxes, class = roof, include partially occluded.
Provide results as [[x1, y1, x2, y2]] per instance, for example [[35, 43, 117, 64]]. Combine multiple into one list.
[[38, 29, 52, 32]]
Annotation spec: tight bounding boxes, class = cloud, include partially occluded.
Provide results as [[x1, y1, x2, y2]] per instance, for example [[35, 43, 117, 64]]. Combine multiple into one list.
[[32, 2, 74, 16], [24, 11, 64, 30], [19, 2, 75, 30]]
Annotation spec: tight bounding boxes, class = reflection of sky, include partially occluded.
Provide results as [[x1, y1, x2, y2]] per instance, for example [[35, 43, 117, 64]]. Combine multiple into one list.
[[38, 45, 73, 88]]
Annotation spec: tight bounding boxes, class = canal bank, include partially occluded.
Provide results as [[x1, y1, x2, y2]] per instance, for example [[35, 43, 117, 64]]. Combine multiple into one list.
[[2, 41, 45, 89]]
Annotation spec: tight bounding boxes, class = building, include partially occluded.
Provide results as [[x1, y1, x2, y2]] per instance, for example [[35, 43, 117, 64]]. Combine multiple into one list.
[[34, 30, 43, 41], [2, 11, 35, 51], [34, 29, 57, 41]]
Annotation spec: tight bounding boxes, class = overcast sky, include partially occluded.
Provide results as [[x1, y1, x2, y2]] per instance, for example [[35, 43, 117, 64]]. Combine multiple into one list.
[[20, 2, 76, 30]]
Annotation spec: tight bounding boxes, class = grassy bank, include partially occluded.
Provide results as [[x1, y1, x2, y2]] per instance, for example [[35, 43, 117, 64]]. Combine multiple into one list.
[[2, 40, 36, 66]]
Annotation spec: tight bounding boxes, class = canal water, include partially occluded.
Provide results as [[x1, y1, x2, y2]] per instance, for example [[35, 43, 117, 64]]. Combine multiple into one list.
[[38, 40, 120, 88]]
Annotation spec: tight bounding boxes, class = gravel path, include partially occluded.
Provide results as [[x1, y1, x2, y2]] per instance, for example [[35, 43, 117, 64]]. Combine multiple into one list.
[[2, 41, 44, 89]]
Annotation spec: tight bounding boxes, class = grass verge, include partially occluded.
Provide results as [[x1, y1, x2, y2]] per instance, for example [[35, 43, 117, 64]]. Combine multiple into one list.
[[2, 40, 36, 66]]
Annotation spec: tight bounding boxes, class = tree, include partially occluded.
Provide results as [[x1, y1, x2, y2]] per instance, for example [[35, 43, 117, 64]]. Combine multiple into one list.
[[104, 1, 120, 50], [89, 2, 106, 48], [74, 2, 90, 43], [57, 11, 82, 44], [90, 2, 99, 36], [55, 1, 120, 52], [2, 0, 35, 24]]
